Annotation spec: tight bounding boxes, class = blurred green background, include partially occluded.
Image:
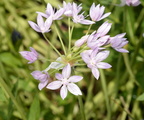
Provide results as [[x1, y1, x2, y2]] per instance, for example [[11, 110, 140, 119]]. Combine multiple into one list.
[[0, 0, 144, 120]]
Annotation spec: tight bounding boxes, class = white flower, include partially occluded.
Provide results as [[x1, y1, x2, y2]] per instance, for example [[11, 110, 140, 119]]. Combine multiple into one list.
[[47, 64, 83, 99]]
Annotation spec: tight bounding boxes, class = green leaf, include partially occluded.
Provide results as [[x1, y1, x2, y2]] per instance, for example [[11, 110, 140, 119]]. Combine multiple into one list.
[[0, 87, 6, 102], [0, 52, 21, 67], [28, 95, 40, 120], [137, 93, 144, 101]]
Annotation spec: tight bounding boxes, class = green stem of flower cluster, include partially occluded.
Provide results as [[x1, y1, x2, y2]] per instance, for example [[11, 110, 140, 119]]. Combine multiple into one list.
[[54, 24, 67, 55], [0, 77, 26, 120], [68, 18, 71, 52], [78, 96, 86, 120], [100, 69, 111, 120], [86, 24, 93, 35], [43, 33, 62, 57]]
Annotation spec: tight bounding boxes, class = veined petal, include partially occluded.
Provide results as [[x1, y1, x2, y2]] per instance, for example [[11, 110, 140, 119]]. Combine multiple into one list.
[[80, 20, 95, 25], [38, 80, 48, 90], [55, 73, 63, 80], [67, 83, 82, 95], [75, 35, 89, 47], [68, 76, 83, 83], [62, 64, 71, 78], [31, 71, 42, 80], [95, 50, 110, 62], [115, 48, 129, 53], [99, 12, 111, 21], [45, 16, 53, 30], [46, 81, 62, 90], [37, 14, 44, 28], [91, 67, 100, 80], [97, 62, 112, 69], [80, 51, 91, 64], [60, 85, 68, 99], [28, 21, 41, 32]]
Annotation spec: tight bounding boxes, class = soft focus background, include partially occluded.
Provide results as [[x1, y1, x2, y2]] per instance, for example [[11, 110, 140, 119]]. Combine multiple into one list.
[[0, 0, 144, 120]]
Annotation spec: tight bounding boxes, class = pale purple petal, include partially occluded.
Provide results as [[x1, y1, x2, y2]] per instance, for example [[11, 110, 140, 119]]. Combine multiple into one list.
[[97, 21, 112, 37], [38, 80, 48, 90], [68, 76, 83, 83], [53, 8, 64, 20], [95, 50, 110, 62], [97, 62, 112, 69], [31, 71, 43, 80], [115, 48, 129, 53], [62, 64, 71, 78], [55, 73, 63, 80], [91, 67, 100, 80], [67, 83, 82, 95], [60, 85, 68, 99], [80, 20, 95, 25], [37, 14, 44, 28], [36, 12, 49, 18], [99, 12, 111, 21], [45, 16, 53, 30], [28, 21, 41, 32], [80, 51, 91, 64], [75, 35, 89, 47], [46, 81, 62, 90]]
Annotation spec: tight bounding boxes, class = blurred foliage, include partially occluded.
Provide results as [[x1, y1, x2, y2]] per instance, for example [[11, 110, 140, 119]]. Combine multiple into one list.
[[0, 0, 144, 120]]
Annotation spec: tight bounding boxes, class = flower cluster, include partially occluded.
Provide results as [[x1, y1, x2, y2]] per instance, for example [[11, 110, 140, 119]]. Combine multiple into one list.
[[20, 1, 129, 99]]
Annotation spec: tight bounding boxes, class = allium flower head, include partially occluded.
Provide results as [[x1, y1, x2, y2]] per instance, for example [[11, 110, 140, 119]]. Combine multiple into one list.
[[47, 64, 83, 99], [90, 3, 111, 22], [110, 33, 129, 53], [31, 71, 49, 90], [19, 47, 38, 64], [28, 14, 52, 33], [81, 49, 111, 79]]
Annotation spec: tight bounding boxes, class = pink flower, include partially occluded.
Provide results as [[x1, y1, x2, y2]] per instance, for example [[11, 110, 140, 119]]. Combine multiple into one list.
[[90, 3, 111, 22], [47, 64, 82, 100], [110, 33, 129, 53], [31, 71, 49, 90], [72, 3, 94, 25], [125, 0, 141, 6], [19, 47, 38, 64], [37, 3, 64, 20], [28, 14, 52, 33], [81, 49, 111, 79]]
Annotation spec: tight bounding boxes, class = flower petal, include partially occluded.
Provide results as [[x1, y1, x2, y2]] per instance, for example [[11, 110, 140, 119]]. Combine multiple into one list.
[[55, 73, 63, 80], [91, 67, 100, 80], [60, 85, 68, 99], [68, 76, 83, 83], [95, 50, 110, 62], [46, 81, 62, 90], [97, 62, 112, 69], [62, 64, 71, 78], [38, 80, 48, 90], [67, 83, 82, 95], [28, 21, 41, 32]]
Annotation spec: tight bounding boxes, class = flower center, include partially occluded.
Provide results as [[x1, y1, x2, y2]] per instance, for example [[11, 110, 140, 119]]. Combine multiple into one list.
[[62, 78, 69, 85]]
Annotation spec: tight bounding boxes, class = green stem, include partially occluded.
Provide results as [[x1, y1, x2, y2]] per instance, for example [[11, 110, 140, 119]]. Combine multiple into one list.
[[42, 33, 62, 57], [86, 24, 92, 35], [0, 77, 26, 120], [78, 96, 86, 120], [54, 24, 67, 55], [68, 18, 71, 52], [100, 69, 111, 120], [122, 53, 139, 86]]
